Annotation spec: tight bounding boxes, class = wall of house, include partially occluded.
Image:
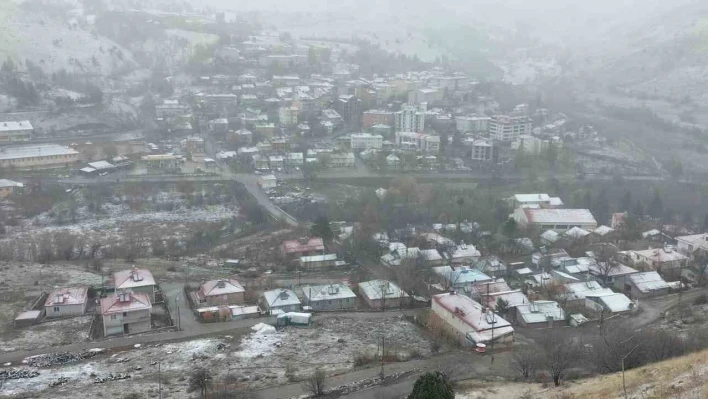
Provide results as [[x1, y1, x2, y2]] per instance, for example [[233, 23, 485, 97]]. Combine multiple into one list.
[[431, 299, 471, 346], [45, 302, 86, 318], [204, 292, 245, 306], [267, 303, 301, 314], [0, 153, 80, 169], [308, 297, 355, 311], [630, 285, 668, 299], [103, 309, 151, 337], [118, 285, 155, 303], [300, 259, 336, 270], [364, 295, 404, 310]]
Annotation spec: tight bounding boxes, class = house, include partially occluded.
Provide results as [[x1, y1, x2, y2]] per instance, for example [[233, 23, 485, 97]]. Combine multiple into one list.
[[253, 154, 270, 170], [585, 293, 634, 314], [630, 248, 688, 274], [624, 271, 669, 299], [431, 292, 514, 347], [351, 133, 384, 150], [526, 272, 553, 288], [482, 289, 530, 312], [470, 280, 512, 300], [564, 281, 615, 304], [0, 120, 33, 142], [112, 268, 158, 303], [433, 266, 493, 293], [0, 179, 23, 198], [510, 194, 553, 208], [196, 279, 245, 306], [448, 243, 481, 264], [512, 208, 597, 232], [380, 245, 420, 267], [593, 226, 615, 239], [327, 152, 355, 168], [44, 287, 88, 318], [386, 153, 400, 168], [420, 249, 444, 266], [299, 254, 338, 270], [262, 288, 301, 315], [281, 237, 325, 260], [301, 284, 357, 311], [286, 152, 304, 166], [589, 262, 639, 291], [358, 280, 409, 309], [565, 227, 591, 241], [515, 301, 566, 328], [676, 233, 708, 259], [259, 174, 277, 190], [0, 144, 80, 169], [475, 256, 507, 276], [100, 291, 152, 336], [540, 230, 560, 246], [269, 155, 284, 170]]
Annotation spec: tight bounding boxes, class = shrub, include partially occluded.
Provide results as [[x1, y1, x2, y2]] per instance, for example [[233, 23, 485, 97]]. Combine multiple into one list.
[[693, 294, 708, 306]]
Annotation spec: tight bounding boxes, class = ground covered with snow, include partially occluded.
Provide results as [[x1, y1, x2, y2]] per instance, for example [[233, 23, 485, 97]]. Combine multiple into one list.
[[0, 315, 92, 353]]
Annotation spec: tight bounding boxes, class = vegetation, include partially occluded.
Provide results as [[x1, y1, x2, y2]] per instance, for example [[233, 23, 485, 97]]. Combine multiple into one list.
[[408, 371, 455, 399], [302, 367, 327, 397]]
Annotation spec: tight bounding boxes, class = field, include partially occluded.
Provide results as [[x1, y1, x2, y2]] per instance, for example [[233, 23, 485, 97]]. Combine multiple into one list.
[[0, 315, 433, 398]]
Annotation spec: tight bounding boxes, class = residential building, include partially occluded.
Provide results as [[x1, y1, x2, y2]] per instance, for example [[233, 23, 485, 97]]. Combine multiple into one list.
[[564, 281, 615, 304], [334, 94, 362, 125], [515, 301, 566, 328], [0, 179, 23, 198], [624, 271, 669, 299], [0, 144, 80, 169], [321, 109, 343, 127], [196, 279, 245, 306], [142, 154, 181, 169], [456, 116, 490, 133], [262, 288, 301, 315], [358, 280, 409, 309], [350, 133, 383, 150], [208, 118, 229, 134], [481, 289, 530, 312], [675, 233, 708, 259], [362, 110, 394, 129], [429, 75, 469, 91], [301, 284, 356, 311], [585, 292, 634, 314], [253, 154, 270, 170], [512, 208, 597, 232], [395, 131, 440, 153], [512, 134, 552, 154], [286, 152, 304, 166], [327, 152, 355, 168], [381, 245, 421, 267], [420, 249, 444, 266], [394, 104, 426, 132], [229, 129, 253, 146], [475, 256, 507, 276], [281, 237, 325, 260], [254, 123, 276, 138], [448, 243, 481, 264], [269, 155, 284, 170], [408, 88, 442, 105], [299, 254, 338, 270], [183, 136, 205, 154], [272, 75, 300, 87], [259, 174, 277, 190], [111, 268, 158, 303], [489, 115, 533, 142], [386, 153, 400, 168], [431, 292, 514, 347], [628, 248, 688, 274], [470, 139, 493, 161], [589, 262, 639, 290], [155, 101, 190, 122], [278, 106, 299, 126], [201, 94, 238, 116], [100, 291, 152, 336], [509, 193, 564, 208], [44, 287, 88, 318], [0, 120, 33, 142], [259, 54, 307, 67], [433, 266, 493, 293]]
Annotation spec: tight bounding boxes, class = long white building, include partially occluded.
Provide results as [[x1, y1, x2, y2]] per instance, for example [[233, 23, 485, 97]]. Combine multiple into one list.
[[0, 121, 33, 142], [350, 133, 383, 150]]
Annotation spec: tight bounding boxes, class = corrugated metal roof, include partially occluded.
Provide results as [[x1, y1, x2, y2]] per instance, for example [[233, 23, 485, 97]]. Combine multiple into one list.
[[525, 208, 597, 225]]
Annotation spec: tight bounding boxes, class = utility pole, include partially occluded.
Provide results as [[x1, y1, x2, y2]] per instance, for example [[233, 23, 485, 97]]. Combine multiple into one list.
[[380, 334, 385, 379], [175, 296, 181, 331], [158, 361, 162, 399]]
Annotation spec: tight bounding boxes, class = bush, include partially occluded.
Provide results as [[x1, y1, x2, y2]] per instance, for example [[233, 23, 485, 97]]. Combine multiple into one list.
[[353, 352, 375, 367], [693, 294, 708, 306]]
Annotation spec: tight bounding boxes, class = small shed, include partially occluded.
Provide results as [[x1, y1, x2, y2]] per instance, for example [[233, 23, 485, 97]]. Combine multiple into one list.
[[14, 310, 43, 327]]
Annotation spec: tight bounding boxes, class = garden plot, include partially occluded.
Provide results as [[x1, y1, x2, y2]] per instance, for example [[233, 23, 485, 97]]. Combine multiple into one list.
[[0, 315, 92, 353], [1, 316, 432, 398]]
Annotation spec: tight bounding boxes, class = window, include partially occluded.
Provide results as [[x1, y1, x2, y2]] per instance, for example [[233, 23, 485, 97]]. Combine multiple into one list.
[[123, 312, 128, 317], [328, 300, 332, 305], [111, 315, 117, 320], [53, 306, 60, 312]]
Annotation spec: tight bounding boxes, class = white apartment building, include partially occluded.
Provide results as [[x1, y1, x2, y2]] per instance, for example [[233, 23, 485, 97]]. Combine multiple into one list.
[[395, 131, 440, 153], [278, 106, 299, 126], [489, 115, 533, 142], [394, 103, 426, 132], [470, 139, 493, 161], [455, 116, 491, 133], [350, 133, 383, 150]]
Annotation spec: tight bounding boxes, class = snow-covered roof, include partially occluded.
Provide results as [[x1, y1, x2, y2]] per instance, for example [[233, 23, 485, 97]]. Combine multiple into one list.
[[88, 161, 114, 170], [0, 179, 23, 188], [420, 249, 442, 261], [594, 225, 615, 236], [514, 193, 550, 203], [523, 208, 597, 225], [541, 230, 560, 242], [632, 248, 688, 263], [302, 284, 356, 302], [432, 293, 514, 344], [0, 120, 33, 132], [358, 280, 408, 300], [0, 144, 79, 160], [586, 293, 633, 313], [200, 279, 244, 297], [45, 287, 88, 307], [565, 281, 613, 300], [263, 288, 301, 308], [100, 292, 151, 315], [434, 266, 492, 285], [449, 244, 481, 260], [565, 227, 591, 239], [300, 254, 337, 263], [281, 237, 325, 254], [485, 290, 530, 309], [113, 268, 156, 289], [516, 301, 565, 324], [628, 271, 669, 293]]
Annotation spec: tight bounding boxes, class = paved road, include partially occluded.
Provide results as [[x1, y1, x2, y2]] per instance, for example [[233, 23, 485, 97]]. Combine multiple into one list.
[[161, 283, 201, 332]]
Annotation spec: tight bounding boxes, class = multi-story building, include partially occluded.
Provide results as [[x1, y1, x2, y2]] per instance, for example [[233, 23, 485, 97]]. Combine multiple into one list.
[[408, 88, 442, 105], [394, 104, 426, 132], [334, 95, 362, 125], [455, 116, 491, 133], [0, 144, 80, 169], [278, 106, 299, 126], [362, 110, 394, 129], [101, 291, 152, 336], [489, 115, 533, 142], [321, 109, 343, 128], [0, 120, 33, 142], [395, 131, 440, 153], [200, 94, 238, 117], [350, 133, 383, 150], [428, 75, 469, 91], [470, 139, 493, 161]]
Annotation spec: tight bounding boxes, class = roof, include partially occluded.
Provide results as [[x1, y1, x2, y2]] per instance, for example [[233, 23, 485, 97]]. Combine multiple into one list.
[[301, 284, 356, 302], [516, 301, 566, 324], [200, 279, 245, 297], [485, 290, 530, 309], [88, 161, 114, 170], [633, 248, 688, 263], [541, 230, 559, 242], [0, 179, 23, 188], [432, 293, 514, 344], [589, 262, 638, 277], [514, 194, 550, 203], [434, 266, 492, 285], [358, 280, 408, 300], [351, 133, 383, 139], [594, 225, 615, 236], [472, 280, 512, 297], [551, 270, 580, 282], [549, 197, 564, 206], [15, 310, 42, 321], [675, 234, 708, 251], [100, 292, 152, 315], [450, 244, 481, 260], [524, 208, 597, 225], [45, 287, 88, 307], [628, 271, 669, 293], [0, 120, 33, 132], [263, 288, 301, 308], [420, 249, 442, 261], [300, 254, 337, 263], [586, 293, 633, 313], [0, 144, 79, 161], [113, 268, 156, 289], [565, 227, 591, 239], [281, 237, 325, 254]]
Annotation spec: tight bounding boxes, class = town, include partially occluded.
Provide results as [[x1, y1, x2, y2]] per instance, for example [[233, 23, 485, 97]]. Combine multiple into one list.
[[0, 1, 707, 398]]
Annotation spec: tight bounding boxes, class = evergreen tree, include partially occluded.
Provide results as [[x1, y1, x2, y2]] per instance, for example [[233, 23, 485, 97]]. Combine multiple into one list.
[[633, 200, 644, 219], [311, 215, 333, 242], [408, 372, 454, 399], [648, 192, 664, 219]]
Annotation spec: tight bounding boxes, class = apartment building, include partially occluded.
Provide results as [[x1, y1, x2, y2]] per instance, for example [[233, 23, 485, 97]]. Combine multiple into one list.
[[489, 115, 533, 142], [350, 133, 383, 150], [394, 104, 426, 132]]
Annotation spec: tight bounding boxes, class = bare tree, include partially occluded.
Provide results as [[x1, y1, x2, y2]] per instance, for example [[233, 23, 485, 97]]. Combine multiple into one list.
[[302, 367, 327, 397], [592, 243, 618, 286], [188, 368, 212, 399], [540, 331, 580, 386], [511, 349, 542, 380]]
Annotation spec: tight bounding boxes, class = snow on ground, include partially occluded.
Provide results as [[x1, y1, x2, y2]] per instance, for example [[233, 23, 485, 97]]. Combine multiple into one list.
[[0, 315, 92, 353], [235, 322, 280, 358]]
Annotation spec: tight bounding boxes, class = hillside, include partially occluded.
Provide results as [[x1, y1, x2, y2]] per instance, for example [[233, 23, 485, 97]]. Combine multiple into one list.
[[455, 348, 708, 399]]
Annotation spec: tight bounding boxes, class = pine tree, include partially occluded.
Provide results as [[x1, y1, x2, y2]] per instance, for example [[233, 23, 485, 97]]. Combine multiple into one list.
[[408, 372, 454, 399]]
